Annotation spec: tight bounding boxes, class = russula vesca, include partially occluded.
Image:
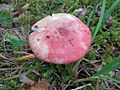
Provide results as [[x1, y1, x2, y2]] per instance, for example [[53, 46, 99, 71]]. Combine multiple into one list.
[[16, 13, 92, 64]]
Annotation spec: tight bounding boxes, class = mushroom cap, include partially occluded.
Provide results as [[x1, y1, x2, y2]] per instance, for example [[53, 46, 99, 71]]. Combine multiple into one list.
[[29, 13, 92, 64]]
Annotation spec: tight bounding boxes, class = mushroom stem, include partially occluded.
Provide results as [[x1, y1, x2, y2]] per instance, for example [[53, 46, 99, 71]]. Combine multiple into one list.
[[15, 54, 35, 60]]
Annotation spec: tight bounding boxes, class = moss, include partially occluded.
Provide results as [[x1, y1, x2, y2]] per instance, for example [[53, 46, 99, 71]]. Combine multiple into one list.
[[1, 80, 24, 90], [0, 0, 120, 89], [0, 9, 13, 27], [86, 49, 96, 60], [102, 53, 113, 63]]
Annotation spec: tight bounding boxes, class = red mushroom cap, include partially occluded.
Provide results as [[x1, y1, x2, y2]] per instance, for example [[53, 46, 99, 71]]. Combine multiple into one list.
[[29, 13, 92, 64]]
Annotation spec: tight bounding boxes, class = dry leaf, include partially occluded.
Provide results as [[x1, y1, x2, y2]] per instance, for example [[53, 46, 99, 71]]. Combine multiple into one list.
[[19, 73, 49, 90], [30, 80, 49, 90], [19, 73, 35, 86], [13, 3, 29, 17]]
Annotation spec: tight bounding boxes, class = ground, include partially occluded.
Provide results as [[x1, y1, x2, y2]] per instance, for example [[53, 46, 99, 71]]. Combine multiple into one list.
[[0, 0, 120, 90]]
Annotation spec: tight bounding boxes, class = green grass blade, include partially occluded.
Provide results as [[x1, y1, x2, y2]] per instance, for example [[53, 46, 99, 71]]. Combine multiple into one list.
[[94, 56, 120, 76], [92, 0, 106, 41], [105, 0, 120, 19], [87, 9, 94, 26], [92, 0, 120, 41], [100, 75, 120, 84], [87, 2, 101, 26]]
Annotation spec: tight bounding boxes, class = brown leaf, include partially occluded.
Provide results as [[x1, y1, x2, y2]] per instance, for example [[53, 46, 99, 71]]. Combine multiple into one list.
[[19, 73, 35, 86], [30, 80, 49, 90], [13, 3, 29, 17], [19, 73, 49, 90]]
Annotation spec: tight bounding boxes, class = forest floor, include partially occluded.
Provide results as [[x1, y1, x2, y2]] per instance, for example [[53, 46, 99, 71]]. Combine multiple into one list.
[[0, 0, 120, 90]]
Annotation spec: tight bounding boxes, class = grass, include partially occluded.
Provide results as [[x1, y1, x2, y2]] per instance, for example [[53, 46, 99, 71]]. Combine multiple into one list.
[[0, 0, 120, 90], [92, 0, 106, 41]]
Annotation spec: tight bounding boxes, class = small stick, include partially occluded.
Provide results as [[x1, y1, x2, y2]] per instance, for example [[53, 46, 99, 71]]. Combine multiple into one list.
[[14, 51, 31, 55], [15, 54, 35, 60], [71, 83, 91, 90], [0, 53, 8, 60]]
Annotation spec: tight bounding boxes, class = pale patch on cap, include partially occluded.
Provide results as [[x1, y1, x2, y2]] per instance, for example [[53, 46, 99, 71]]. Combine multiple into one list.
[[35, 38, 49, 59], [80, 42, 88, 50], [39, 43, 49, 59], [55, 58, 65, 64]]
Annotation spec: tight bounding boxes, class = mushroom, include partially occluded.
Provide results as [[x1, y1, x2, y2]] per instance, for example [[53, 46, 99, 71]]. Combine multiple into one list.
[[15, 13, 92, 64]]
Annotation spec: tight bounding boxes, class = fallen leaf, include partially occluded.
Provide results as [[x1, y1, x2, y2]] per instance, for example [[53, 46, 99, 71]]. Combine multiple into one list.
[[19, 73, 35, 86], [19, 73, 49, 90], [30, 80, 49, 90], [13, 3, 29, 17]]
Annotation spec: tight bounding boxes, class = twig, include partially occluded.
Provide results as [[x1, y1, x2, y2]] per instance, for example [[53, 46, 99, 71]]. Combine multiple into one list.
[[113, 82, 120, 89], [77, 68, 83, 75], [14, 51, 31, 55], [0, 68, 16, 71], [32, 70, 40, 76], [0, 53, 8, 60], [3, 75, 19, 80], [74, 77, 97, 83], [53, 72, 61, 80], [71, 83, 91, 90], [103, 79, 110, 90], [63, 80, 72, 90], [83, 69, 91, 77], [73, 60, 82, 77], [15, 54, 35, 60], [13, 3, 29, 17], [96, 79, 100, 90]]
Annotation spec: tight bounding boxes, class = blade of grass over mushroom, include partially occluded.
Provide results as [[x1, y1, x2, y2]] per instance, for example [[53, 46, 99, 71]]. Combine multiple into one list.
[[92, 0, 106, 41], [105, 0, 120, 19], [94, 56, 120, 76]]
